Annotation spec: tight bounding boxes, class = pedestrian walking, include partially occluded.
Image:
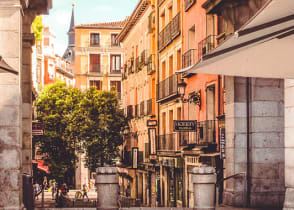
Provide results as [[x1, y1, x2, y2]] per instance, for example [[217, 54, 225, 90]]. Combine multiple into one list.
[[52, 179, 56, 200], [126, 185, 131, 197], [117, 185, 122, 208], [42, 176, 48, 190], [33, 182, 41, 200], [82, 184, 89, 201]]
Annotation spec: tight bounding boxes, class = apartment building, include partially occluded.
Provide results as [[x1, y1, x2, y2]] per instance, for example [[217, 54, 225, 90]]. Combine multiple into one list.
[[74, 20, 125, 100], [117, 0, 157, 206]]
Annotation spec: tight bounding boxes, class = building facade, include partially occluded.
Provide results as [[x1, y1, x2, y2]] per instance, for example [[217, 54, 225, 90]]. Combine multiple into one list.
[[74, 20, 125, 188], [118, 0, 157, 206], [0, 0, 52, 209]]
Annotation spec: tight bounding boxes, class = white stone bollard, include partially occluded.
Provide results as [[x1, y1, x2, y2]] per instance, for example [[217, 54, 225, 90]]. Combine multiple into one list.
[[96, 167, 119, 209], [192, 166, 217, 210]]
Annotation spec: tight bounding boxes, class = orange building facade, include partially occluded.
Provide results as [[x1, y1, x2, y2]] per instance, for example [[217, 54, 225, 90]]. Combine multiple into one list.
[[118, 0, 158, 206]]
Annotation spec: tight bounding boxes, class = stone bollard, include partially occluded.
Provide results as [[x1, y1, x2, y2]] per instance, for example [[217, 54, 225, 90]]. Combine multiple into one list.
[[96, 167, 119, 210], [192, 166, 217, 210]]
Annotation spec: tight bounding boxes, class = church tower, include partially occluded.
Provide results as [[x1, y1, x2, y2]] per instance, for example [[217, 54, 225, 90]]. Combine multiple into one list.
[[63, 3, 75, 62]]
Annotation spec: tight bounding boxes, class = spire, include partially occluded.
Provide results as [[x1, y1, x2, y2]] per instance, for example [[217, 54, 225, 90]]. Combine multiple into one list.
[[68, 3, 75, 33]]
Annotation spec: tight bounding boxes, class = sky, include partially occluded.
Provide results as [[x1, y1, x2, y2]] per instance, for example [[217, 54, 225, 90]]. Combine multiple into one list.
[[43, 0, 138, 56]]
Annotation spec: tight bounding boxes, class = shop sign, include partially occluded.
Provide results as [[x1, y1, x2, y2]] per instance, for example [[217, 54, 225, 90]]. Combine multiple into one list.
[[132, 147, 138, 169], [219, 128, 226, 159], [147, 120, 157, 127], [32, 122, 44, 136], [173, 120, 197, 132], [148, 128, 157, 155]]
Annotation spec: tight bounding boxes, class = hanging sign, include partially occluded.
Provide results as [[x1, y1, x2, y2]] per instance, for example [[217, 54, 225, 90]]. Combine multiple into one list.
[[173, 120, 197, 132], [132, 147, 138, 169], [147, 120, 157, 127], [148, 128, 157, 155], [219, 128, 226, 159], [32, 122, 44, 136]]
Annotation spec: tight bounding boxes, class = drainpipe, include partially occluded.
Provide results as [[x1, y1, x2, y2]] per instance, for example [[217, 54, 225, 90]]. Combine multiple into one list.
[[246, 77, 251, 207]]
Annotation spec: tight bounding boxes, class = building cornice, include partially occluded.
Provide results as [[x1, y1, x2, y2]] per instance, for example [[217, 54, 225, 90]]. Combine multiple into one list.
[[117, 0, 150, 42]]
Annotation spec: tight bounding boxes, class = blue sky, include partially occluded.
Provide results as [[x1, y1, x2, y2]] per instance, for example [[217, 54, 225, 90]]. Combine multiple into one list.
[[43, 0, 138, 56]]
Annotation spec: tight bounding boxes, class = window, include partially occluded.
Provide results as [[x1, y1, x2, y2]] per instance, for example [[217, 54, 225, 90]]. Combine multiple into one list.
[[89, 80, 102, 90], [111, 34, 119, 46], [89, 54, 101, 73], [90, 33, 100, 46], [110, 81, 121, 99], [44, 37, 49, 46], [111, 55, 121, 73]]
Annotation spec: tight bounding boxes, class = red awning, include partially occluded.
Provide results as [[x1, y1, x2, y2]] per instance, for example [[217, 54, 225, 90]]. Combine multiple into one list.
[[32, 160, 50, 174]]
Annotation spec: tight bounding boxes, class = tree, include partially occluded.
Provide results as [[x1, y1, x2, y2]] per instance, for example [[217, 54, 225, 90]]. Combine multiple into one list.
[[32, 16, 44, 42], [72, 88, 128, 171], [35, 81, 82, 184]]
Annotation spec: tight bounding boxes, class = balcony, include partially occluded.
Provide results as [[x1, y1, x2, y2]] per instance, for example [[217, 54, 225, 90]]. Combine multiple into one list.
[[135, 57, 141, 73], [158, 13, 181, 52], [127, 105, 133, 118], [140, 50, 148, 67], [147, 98, 155, 116], [89, 64, 101, 74], [134, 104, 139, 118], [110, 69, 121, 74], [140, 101, 145, 117], [182, 49, 198, 69], [157, 74, 179, 102], [198, 35, 217, 59], [184, 0, 196, 11], [128, 59, 134, 75], [147, 54, 155, 75], [179, 120, 217, 145], [158, 133, 177, 152]]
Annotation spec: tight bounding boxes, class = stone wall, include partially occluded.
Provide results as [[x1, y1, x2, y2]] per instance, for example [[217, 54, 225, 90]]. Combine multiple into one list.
[[283, 79, 294, 209], [0, 1, 24, 209], [224, 76, 285, 207]]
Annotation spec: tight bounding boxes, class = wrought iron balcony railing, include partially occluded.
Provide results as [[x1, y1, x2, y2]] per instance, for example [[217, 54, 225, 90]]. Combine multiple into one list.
[[182, 49, 198, 69], [157, 74, 179, 101], [158, 133, 177, 151], [147, 98, 155, 116], [135, 57, 141, 73], [158, 12, 181, 52], [179, 120, 217, 145], [147, 54, 155, 75], [198, 35, 217, 59], [140, 101, 145, 117], [127, 105, 133, 118], [89, 64, 101, 73]]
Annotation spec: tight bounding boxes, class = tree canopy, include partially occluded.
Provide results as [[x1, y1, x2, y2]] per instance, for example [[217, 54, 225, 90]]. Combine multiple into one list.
[[35, 81, 128, 182], [32, 16, 44, 42]]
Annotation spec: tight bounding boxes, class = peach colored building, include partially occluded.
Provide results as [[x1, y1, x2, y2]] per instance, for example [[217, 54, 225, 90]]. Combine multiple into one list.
[[74, 21, 125, 98], [117, 0, 157, 206]]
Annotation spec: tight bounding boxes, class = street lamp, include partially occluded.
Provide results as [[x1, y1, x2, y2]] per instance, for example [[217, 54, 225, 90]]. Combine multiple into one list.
[[177, 78, 201, 108]]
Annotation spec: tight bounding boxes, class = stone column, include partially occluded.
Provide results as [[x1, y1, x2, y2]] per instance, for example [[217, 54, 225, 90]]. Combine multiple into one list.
[[284, 79, 294, 209], [96, 167, 119, 209], [192, 166, 216, 210], [21, 10, 36, 175], [224, 77, 284, 207], [0, 1, 24, 209]]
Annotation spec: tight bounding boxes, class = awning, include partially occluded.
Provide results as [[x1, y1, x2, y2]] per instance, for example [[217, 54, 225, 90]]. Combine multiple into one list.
[[0, 56, 18, 75], [32, 160, 50, 174], [178, 0, 294, 79]]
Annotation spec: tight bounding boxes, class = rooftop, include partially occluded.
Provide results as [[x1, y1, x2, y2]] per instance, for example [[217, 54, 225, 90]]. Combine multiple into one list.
[[75, 19, 127, 30]]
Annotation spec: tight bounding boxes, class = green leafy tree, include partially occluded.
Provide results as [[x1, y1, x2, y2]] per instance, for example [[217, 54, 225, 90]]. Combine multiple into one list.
[[35, 81, 82, 184], [72, 88, 128, 171], [32, 16, 44, 42]]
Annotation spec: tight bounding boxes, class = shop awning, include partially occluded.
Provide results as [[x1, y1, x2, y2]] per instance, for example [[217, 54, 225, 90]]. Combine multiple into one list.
[[177, 0, 294, 79], [0, 56, 18, 75], [32, 160, 50, 174]]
